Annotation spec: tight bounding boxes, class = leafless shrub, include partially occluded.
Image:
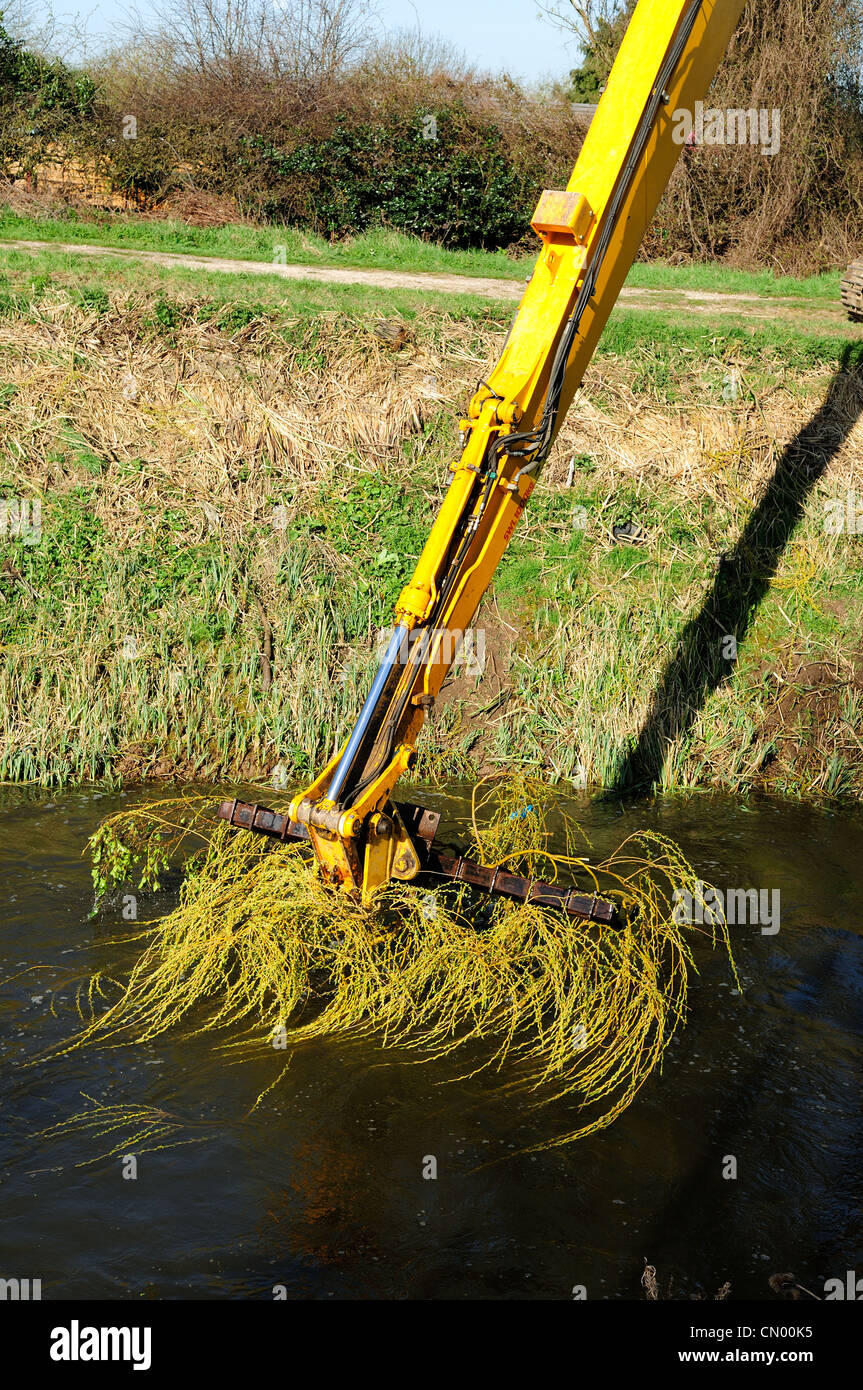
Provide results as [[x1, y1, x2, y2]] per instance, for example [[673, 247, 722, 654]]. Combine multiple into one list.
[[125, 0, 375, 84]]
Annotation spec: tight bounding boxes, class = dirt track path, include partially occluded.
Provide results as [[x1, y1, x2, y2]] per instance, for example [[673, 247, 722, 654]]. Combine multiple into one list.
[[0, 236, 853, 330]]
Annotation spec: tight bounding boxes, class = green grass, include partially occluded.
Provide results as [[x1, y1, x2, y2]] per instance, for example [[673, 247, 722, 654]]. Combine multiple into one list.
[[2, 246, 858, 363], [0, 245, 511, 321], [0, 205, 530, 280], [0, 203, 844, 300], [597, 312, 863, 374], [624, 261, 840, 300]]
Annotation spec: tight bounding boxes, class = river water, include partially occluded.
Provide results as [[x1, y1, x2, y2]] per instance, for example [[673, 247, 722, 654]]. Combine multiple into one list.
[[1, 784, 861, 1300]]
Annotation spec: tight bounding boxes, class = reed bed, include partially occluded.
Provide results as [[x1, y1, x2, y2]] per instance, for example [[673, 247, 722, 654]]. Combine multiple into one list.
[[1, 276, 862, 796]]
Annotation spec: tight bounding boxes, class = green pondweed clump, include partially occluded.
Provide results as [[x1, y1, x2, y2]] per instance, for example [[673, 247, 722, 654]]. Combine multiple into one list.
[[72, 779, 737, 1148]]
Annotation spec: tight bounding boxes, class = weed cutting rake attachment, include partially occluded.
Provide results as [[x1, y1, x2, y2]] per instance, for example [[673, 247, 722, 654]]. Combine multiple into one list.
[[217, 798, 622, 927]]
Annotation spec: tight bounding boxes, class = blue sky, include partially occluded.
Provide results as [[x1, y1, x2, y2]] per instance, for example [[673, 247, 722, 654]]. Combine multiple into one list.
[[38, 0, 581, 82], [377, 0, 579, 80]]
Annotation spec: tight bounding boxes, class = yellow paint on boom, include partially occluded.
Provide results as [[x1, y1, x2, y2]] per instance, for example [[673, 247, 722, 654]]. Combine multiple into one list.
[[285, 0, 748, 900]]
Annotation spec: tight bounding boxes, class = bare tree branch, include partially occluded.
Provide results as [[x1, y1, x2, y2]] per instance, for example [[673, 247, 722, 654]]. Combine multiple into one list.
[[123, 0, 376, 85]]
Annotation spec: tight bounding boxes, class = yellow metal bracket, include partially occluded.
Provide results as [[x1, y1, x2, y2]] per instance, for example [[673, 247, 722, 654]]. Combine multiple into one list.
[[531, 190, 595, 244], [360, 805, 421, 906]]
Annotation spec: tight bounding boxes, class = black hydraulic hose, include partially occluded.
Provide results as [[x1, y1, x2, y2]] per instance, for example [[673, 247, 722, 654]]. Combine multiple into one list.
[[337, 473, 486, 805], [508, 0, 706, 474]]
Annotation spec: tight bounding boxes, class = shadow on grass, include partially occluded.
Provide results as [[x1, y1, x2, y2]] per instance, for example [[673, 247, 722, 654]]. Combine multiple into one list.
[[610, 343, 863, 797]]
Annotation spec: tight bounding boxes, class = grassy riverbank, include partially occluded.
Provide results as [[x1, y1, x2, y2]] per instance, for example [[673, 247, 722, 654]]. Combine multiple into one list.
[[2, 244, 863, 798], [0, 201, 841, 299]]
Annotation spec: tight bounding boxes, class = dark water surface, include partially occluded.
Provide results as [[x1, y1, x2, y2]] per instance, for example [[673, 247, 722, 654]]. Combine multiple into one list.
[[1, 784, 861, 1300]]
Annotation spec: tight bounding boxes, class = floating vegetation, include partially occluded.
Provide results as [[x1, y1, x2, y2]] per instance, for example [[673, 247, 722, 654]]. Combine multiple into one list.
[[69, 780, 737, 1149], [36, 1096, 209, 1166]]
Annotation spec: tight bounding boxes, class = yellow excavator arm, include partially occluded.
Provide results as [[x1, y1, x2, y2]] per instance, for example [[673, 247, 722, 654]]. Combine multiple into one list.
[[283, 0, 746, 903]]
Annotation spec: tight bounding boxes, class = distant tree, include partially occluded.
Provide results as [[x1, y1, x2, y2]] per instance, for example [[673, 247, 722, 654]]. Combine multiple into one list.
[[569, 2, 634, 100], [0, 13, 97, 174], [537, 0, 635, 101]]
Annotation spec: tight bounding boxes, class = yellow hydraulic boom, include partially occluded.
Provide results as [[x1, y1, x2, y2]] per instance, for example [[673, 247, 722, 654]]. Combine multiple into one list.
[[270, 0, 746, 903]]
